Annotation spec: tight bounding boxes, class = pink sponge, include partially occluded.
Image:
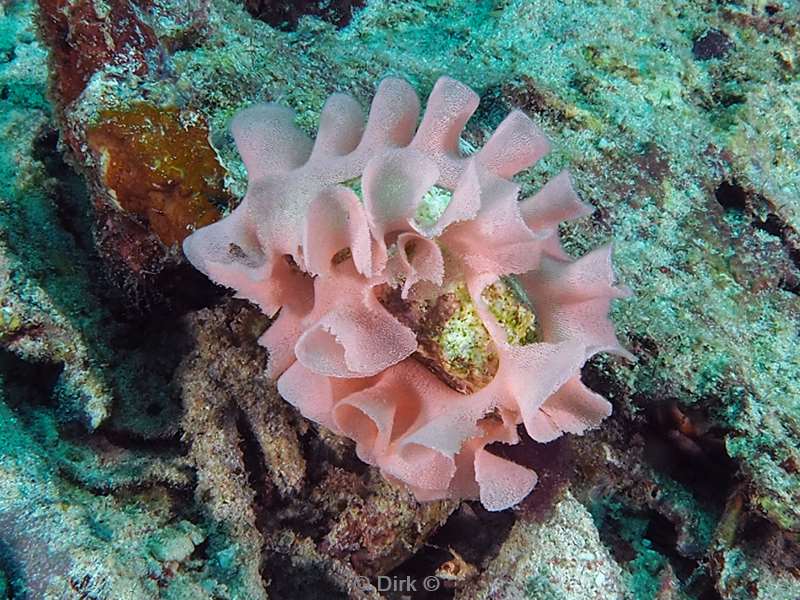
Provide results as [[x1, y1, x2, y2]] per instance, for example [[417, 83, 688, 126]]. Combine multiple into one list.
[[183, 77, 632, 511]]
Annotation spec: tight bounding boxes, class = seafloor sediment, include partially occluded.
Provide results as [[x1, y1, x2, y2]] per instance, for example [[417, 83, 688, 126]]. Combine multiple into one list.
[[0, 0, 798, 598]]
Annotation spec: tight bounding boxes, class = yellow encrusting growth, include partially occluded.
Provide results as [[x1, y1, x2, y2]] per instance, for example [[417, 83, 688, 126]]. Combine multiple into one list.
[[482, 277, 539, 346], [436, 283, 497, 383], [427, 277, 538, 392]]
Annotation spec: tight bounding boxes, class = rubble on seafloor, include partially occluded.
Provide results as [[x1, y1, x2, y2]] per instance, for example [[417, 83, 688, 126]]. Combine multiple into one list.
[[0, 0, 799, 598]]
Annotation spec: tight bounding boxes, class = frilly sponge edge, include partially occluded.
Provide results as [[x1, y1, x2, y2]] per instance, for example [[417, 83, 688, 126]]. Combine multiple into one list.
[[183, 76, 632, 511]]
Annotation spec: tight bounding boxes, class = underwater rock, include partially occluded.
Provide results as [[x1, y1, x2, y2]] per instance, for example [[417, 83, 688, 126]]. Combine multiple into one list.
[[147, 520, 206, 562], [37, 0, 157, 108], [35, 0, 228, 312], [178, 299, 456, 592], [0, 386, 261, 598], [710, 489, 800, 600], [456, 491, 630, 599], [0, 1, 117, 429]]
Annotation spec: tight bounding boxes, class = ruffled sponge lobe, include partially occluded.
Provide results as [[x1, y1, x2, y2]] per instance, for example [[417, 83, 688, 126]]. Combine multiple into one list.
[[183, 76, 631, 511]]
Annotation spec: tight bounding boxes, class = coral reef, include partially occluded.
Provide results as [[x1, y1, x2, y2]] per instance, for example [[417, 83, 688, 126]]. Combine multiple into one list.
[[1, 0, 798, 597]]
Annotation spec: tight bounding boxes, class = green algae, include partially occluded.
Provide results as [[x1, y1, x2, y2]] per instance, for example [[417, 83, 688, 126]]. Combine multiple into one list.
[[0, 1, 115, 429], [414, 185, 453, 228]]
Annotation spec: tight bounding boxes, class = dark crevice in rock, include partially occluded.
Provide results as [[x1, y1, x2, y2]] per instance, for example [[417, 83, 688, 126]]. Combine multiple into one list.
[[234, 407, 275, 535], [714, 180, 747, 212], [595, 504, 723, 600], [752, 211, 800, 281], [644, 512, 698, 580], [98, 243, 225, 322], [244, 0, 366, 32], [109, 309, 189, 351], [261, 426, 366, 543], [578, 363, 734, 599], [101, 315, 193, 440], [300, 425, 367, 485], [261, 552, 348, 600], [753, 212, 786, 239], [643, 400, 737, 504], [98, 427, 185, 454], [146, 262, 227, 316], [231, 408, 283, 596], [32, 127, 96, 258], [0, 348, 63, 408], [188, 536, 210, 563], [581, 360, 638, 422], [714, 180, 800, 295], [387, 502, 515, 600]]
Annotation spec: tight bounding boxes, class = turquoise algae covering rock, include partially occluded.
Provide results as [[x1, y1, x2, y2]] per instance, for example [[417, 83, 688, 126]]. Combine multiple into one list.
[[1, 0, 799, 598]]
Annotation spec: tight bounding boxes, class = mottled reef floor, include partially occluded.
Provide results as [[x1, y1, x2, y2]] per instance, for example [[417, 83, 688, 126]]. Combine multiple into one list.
[[1, 0, 799, 598]]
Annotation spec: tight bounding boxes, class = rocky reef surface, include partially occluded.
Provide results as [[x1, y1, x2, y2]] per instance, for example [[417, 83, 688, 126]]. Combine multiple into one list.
[[0, 0, 798, 598]]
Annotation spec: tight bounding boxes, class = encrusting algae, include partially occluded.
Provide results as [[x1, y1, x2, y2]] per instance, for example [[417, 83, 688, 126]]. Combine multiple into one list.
[[87, 103, 226, 246]]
